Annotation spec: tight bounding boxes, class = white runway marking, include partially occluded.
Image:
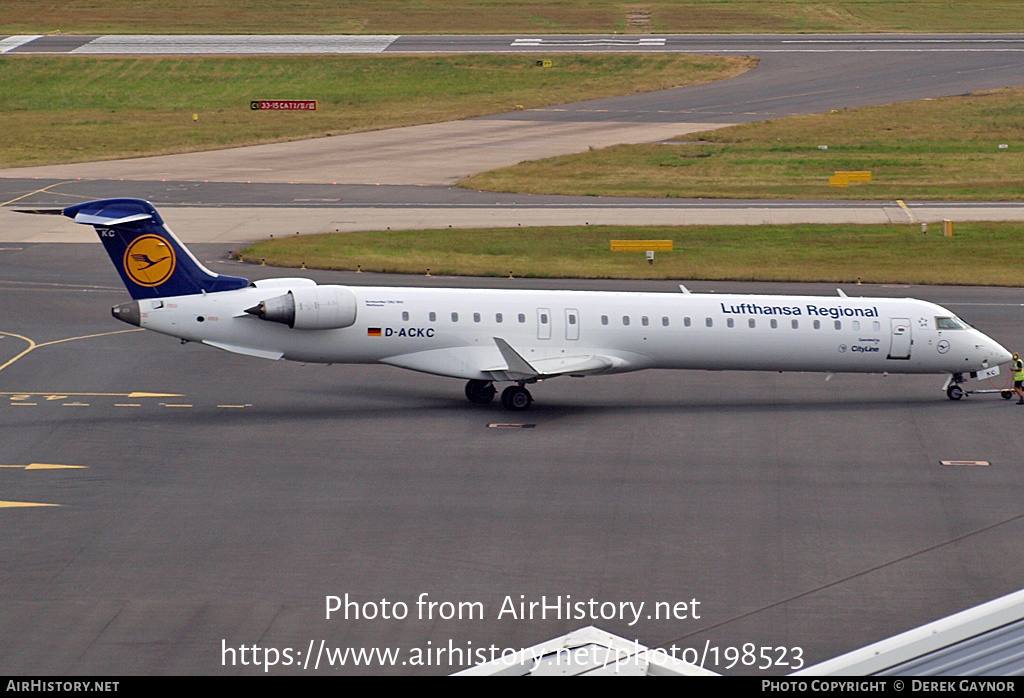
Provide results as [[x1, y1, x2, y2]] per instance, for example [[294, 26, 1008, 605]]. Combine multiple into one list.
[[0, 35, 42, 53], [72, 35, 400, 54], [512, 37, 666, 46]]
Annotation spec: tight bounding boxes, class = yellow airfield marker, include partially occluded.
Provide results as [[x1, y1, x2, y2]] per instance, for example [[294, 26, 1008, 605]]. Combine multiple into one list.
[[0, 464, 88, 470], [0, 392, 182, 398], [0, 501, 60, 508]]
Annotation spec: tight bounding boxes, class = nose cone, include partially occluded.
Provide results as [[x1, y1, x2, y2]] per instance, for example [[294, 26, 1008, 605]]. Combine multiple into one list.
[[977, 330, 1013, 367], [994, 343, 1014, 366]]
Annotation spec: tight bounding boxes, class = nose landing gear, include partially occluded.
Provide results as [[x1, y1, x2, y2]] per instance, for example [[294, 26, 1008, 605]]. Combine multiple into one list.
[[945, 372, 967, 400], [944, 371, 1013, 400]]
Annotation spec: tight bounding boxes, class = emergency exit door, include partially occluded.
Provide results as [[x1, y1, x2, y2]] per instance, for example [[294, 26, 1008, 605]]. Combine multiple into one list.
[[537, 308, 551, 340], [565, 308, 579, 341]]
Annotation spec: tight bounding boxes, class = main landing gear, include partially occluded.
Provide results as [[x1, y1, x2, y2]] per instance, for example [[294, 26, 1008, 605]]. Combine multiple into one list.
[[500, 385, 533, 411], [465, 379, 496, 404], [464, 380, 533, 411]]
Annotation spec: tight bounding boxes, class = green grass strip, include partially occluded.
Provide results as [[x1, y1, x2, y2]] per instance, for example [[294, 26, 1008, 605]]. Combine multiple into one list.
[[242, 222, 1024, 286], [461, 87, 1024, 201], [0, 54, 748, 168], [5, 1, 1024, 34]]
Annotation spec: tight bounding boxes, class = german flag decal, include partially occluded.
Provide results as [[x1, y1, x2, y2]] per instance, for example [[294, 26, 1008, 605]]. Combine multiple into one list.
[[367, 328, 382, 337]]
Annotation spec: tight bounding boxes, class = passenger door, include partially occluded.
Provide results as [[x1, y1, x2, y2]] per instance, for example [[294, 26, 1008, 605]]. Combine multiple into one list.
[[887, 318, 911, 359]]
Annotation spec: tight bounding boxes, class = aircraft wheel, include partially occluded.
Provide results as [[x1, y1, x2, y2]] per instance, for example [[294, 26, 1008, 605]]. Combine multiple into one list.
[[947, 384, 964, 401], [501, 385, 533, 411], [465, 380, 496, 404], [1001, 390, 1014, 400]]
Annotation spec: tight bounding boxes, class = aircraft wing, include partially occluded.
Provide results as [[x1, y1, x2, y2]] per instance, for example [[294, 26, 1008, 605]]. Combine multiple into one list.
[[483, 337, 614, 381], [380, 337, 623, 381], [492, 354, 615, 380]]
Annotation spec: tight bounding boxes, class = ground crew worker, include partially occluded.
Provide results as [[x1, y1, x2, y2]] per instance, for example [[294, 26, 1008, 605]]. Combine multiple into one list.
[[1014, 353, 1024, 404]]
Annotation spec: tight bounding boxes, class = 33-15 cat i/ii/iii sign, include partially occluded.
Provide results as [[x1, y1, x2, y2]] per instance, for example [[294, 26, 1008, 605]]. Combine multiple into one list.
[[250, 100, 317, 110]]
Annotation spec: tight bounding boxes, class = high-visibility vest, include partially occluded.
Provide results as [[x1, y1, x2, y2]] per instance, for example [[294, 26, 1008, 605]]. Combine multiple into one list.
[[1014, 360, 1023, 381]]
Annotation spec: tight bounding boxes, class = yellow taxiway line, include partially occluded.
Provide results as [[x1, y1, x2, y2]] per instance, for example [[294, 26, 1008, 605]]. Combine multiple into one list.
[[0, 501, 60, 508], [0, 181, 76, 208], [0, 329, 145, 375], [0, 464, 87, 470]]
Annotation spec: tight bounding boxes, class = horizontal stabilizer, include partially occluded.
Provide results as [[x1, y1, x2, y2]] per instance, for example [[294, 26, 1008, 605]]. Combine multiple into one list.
[[14, 208, 64, 216], [74, 211, 152, 227]]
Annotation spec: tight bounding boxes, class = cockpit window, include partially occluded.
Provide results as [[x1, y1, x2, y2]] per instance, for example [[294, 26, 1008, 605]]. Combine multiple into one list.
[[936, 316, 969, 330]]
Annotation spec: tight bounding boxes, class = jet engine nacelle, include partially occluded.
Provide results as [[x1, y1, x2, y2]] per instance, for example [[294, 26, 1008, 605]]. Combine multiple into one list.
[[246, 285, 358, 330]]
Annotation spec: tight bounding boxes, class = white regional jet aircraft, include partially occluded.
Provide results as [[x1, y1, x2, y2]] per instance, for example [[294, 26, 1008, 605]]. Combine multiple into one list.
[[25, 198, 1012, 410]]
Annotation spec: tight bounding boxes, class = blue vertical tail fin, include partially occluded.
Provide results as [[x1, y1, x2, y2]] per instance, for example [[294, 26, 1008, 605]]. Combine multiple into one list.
[[61, 198, 248, 299]]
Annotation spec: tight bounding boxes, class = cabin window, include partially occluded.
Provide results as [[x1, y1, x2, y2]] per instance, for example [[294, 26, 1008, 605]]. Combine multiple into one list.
[[813, 320, 821, 330], [852, 320, 860, 331], [641, 316, 649, 327], [684, 317, 691, 327], [873, 321, 880, 331], [623, 316, 630, 326], [518, 313, 526, 323], [727, 318, 734, 328], [540, 313, 548, 324], [662, 316, 669, 327], [429, 312, 436, 322], [834, 320, 841, 330], [748, 318, 756, 328], [496, 313, 503, 323], [451, 312, 459, 322], [771, 319, 778, 329], [473, 312, 481, 323], [705, 317, 713, 327], [601, 315, 609, 326], [568, 315, 576, 325], [792, 319, 799, 329], [402, 311, 409, 321]]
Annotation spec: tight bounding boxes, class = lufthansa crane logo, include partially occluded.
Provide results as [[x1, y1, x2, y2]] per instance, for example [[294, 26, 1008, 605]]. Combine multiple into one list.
[[124, 234, 176, 287]]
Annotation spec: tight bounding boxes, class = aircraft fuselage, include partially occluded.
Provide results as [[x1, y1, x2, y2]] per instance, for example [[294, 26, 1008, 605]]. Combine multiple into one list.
[[123, 284, 1009, 379]]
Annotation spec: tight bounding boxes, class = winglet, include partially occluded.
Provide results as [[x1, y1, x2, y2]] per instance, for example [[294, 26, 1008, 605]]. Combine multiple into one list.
[[493, 338, 539, 380]]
